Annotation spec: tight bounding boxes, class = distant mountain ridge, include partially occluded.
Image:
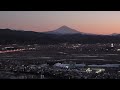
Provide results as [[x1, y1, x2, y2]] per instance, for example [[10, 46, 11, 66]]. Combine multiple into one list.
[[45, 26, 81, 34], [1, 27, 120, 44], [110, 33, 120, 36], [44, 25, 99, 35]]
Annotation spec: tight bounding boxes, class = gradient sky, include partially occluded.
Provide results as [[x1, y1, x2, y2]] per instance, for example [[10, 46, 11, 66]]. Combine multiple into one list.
[[0, 11, 120, 34]]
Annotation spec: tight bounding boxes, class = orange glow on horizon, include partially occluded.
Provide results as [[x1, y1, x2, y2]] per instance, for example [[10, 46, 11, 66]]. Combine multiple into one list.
[[1, 11, 120, 35]]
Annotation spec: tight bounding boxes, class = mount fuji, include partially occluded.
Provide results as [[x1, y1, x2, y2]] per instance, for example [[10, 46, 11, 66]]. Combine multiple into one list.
[[45, 25, 81, 34]]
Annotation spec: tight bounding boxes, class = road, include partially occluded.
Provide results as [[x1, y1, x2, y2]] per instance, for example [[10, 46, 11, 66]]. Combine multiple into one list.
[[0, 49, 25, 54]]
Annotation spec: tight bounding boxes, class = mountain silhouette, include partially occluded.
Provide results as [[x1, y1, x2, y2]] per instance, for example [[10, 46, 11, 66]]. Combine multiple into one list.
[[110, 33, 120, 36], [1, 28, 120, 44], [45, 25, 81, 34]]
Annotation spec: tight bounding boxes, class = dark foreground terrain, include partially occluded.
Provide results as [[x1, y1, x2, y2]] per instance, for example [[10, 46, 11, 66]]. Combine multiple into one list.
[[0, 43, 120, 79]]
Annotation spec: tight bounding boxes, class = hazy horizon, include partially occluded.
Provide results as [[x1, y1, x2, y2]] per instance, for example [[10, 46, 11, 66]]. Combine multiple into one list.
[[1, 11, 120, 35]]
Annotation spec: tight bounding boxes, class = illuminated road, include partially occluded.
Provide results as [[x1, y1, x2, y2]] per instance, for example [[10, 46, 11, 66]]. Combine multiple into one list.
[[0, 49, 25, 54]]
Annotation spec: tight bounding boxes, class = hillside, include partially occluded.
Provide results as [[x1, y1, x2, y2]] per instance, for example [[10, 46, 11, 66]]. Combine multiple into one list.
[[0, 28, 120, 44]]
